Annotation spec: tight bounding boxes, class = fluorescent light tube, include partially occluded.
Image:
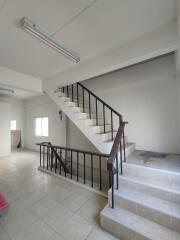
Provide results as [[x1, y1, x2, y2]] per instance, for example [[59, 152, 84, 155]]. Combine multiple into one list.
[[0, 87, 14, 94], [21, 17, 80, 63]]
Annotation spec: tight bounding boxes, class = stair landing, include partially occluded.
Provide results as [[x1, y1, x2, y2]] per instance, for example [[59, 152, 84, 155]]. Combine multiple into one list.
[[127, 150, 180, 173]]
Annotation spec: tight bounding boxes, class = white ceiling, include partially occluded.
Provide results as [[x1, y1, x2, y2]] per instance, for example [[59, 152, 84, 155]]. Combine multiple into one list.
[[0, 86, 40, 99], [0, 0, 177, 82]]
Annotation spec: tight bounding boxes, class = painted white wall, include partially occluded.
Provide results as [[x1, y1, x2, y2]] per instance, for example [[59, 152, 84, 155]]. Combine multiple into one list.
[[67, 118, 97, 152], [76, 54, 179, 154], [0, 102, 11, 156], [0, 96, 24, 148], [24, 94, 67, 151], [44, 22, 177, 90]]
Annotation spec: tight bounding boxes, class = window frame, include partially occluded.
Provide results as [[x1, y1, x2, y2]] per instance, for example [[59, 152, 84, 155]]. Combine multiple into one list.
[[35, 117, 49, 137], [11, 120, 16, 131]]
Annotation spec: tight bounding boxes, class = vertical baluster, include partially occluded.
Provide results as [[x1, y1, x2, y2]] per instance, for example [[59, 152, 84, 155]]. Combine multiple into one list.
[[43, 146, 45, 168], [111, 110, 113, 140], [82, 88, 85, 113], [103, 104, 105, 133], [59, 149, 62, 174], [77, 83, 79, 107], [109, 170, 111, 188], [47, 145, 49, 170], [50, 147, 53, 171], [40, 145, 42, 167], [99, 156, 102, 191], [77, 152, 79, 181], [65, 149, 67, 177], [71, 150, 73, 179], [89, 93, 91, 119], [54, 149, 56, 173], [91, 154, 93, 187], [66, 86, 69, 97], [120, 139, 123, 175], [50, 146, 53, 171], [83, 153, 86, 184], [123, 128, 126, 162], [72, 84, 74, 102], [96, 99, 98, 125], [111, 170, 114, 208], [116, 153, 119, 189], [62, 87, 64, 93]]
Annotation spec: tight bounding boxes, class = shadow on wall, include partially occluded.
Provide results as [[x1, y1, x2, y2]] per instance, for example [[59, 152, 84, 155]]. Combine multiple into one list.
[[11, 130, 21, 149]]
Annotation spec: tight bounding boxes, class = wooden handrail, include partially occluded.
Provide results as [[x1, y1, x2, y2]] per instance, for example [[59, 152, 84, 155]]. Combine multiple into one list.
[[77, 82, 122, 118], [107, 122, 126, 171], [37, 142, 110, 158]]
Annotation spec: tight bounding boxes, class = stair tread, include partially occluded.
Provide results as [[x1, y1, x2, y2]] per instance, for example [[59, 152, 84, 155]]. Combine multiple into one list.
[[101, 205, 180, 240], [119, 175, 180, 195], [114, 186, 180, 219]]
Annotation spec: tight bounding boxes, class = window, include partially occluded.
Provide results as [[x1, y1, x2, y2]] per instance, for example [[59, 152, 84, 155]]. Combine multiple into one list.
[[35, 117, 48, 137], [11, 120, 16, 130]]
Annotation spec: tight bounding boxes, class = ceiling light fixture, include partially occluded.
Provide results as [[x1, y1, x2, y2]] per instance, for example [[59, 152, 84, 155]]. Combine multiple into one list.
[[0, 87, 14, 94], [21, 17, 80, 63]]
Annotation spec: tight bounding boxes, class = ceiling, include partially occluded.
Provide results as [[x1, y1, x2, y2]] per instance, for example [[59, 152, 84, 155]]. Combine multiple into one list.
[[0, 87, 40, 99], [0, 0, 177, 82]]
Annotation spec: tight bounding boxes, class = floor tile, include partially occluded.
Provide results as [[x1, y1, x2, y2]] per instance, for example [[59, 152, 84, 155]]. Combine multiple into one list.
[[60, 214, 94, 240]]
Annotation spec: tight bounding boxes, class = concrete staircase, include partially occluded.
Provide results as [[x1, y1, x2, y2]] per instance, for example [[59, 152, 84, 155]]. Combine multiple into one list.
[[101, 163, 180, 240], [47, 88, 135, 155]]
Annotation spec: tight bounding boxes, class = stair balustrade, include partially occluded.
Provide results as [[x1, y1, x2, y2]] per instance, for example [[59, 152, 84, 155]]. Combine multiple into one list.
[[37, 142, 109, 191]]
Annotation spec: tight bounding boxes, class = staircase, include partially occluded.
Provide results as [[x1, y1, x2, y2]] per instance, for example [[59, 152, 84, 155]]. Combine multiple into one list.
[[47, 82, 135, 155], [45, 82, 180, 240], [101, 163, 180, 240]]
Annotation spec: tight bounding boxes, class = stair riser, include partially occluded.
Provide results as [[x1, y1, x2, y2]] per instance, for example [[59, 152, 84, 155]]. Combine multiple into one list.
[[61, 96, 87, 105], [100, 132, 117, 141], [92, 125, 112, 133], [101, 213, 151, 240], [123, 163, 180, 192], [72, 106, 95, 114], [108, 191, 180, 233], [66, 101, 87, 108], [78, 113, 97, 119], [118, 177, 180, 205]]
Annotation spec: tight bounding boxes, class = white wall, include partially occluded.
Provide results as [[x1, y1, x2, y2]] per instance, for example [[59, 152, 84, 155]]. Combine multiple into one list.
[[24, 94, 67, 151], [0, 102, 11, 156], [44, 22, 177, 91], [76, 54, 180, 154], [67, 118, 97, 152], [0, 96, 24, 148]]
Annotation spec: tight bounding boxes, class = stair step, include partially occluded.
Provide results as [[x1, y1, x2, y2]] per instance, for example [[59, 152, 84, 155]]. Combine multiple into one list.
[[78, 112, 97, 119], [101, 205, 180, 240], [83, 118, 106, 126], [123, 163, 180, 191], [91, 124, 112, 133], [118, 175, 180, 205], [72, 106, 95, 114], [65, 101, 88, 108], [98, 131, 118, 141], [108, 187, 180, 232]]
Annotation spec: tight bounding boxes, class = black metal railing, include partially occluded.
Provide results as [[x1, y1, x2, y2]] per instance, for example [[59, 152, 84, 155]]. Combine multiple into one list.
[[54, 83, 128, 208], [37, 142, 109, 191], [57, 82, 123, 141]]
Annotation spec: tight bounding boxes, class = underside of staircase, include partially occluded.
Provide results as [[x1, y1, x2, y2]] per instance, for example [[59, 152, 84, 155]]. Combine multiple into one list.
[[47, 85, 134, 155]]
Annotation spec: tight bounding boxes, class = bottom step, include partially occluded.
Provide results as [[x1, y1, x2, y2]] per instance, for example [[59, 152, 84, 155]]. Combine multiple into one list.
[[100, 205, 180, 240]]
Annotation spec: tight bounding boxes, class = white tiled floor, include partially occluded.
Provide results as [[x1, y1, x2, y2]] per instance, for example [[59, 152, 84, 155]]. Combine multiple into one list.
[[0, 150, 118, 240]]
